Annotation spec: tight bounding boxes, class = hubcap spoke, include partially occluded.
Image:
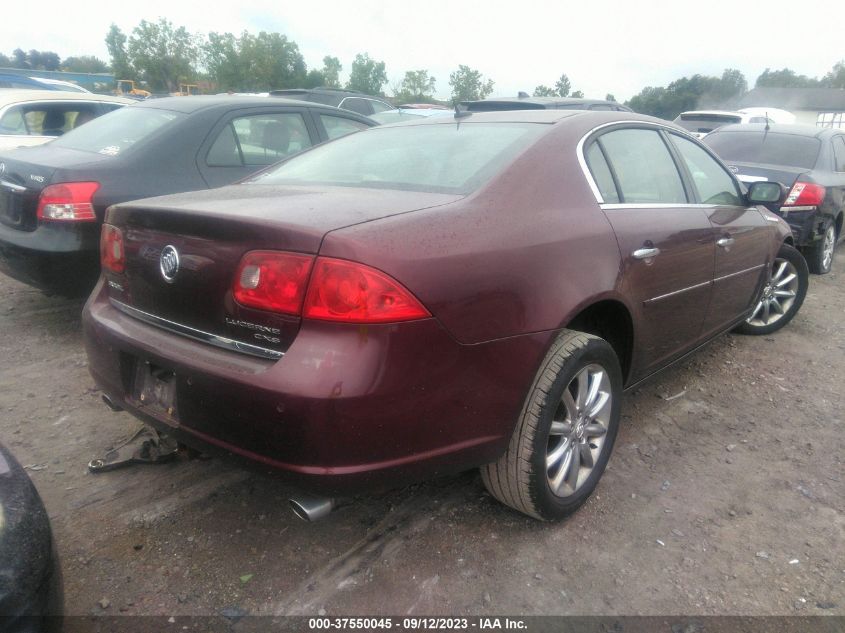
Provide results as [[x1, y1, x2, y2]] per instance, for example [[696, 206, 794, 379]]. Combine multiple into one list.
[[550, 446, 573, 493], [579, 442, 594, 468], [586, 390, 610, 419], [584, 423, 607, 437], [749, 300, 764, 320], [547, 439, 570, 468], [775, 273, 796, 287], [565, 441, 581, 487], [575, 370, 590, 411], [550, 420, 572, 436], [774, 289, 795, 298]]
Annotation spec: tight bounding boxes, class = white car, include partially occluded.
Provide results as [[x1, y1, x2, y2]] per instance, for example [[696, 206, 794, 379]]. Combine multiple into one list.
[[674, 107, 796, 138], [0, 90, 134, 150], [28, 77, 91, 93]]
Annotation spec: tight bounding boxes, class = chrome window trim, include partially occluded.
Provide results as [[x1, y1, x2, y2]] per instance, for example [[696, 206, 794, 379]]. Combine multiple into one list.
[[601, 202, 721, 210], [110, 299, 284, 361], [576, 120, 703, 206], [644, 280, 712, 304]]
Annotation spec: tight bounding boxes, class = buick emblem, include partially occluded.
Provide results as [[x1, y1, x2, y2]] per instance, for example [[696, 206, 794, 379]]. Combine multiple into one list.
[[159, 245, 180, 283]]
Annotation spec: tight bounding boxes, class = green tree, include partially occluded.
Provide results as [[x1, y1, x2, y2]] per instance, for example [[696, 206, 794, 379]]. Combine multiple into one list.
[[606, 93, 616, 102], [105, 24, 133, 80], [238, 31, 306, 91], [823, 61, 845, 89], [533, 85, 556, 97], [127, 18, 200, 92], [304, 69, 325, 88], [626, 69, 749, 118], [0, 53, 9, 67], [204, 31, 243, 91], [395, 69, 436, 102], [346, 53, 387, 95], [321, 56, 342, 88], [12, 49, 28, 68], [571, 89, 584, 98], [555, 74, 571, 97], [755, 68, 820, 89], [62, 56, 110, 73], [448, 65, 494, 104], [27, 50, 61, 70]]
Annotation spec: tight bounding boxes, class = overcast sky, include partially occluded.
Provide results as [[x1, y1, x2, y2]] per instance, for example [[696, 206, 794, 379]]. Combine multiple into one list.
[[2, 0, 842, 101]]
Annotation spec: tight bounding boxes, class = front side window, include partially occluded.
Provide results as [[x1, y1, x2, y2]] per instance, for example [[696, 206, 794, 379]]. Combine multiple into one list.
[[598, 128, 687, 204], [208, 113, 312, 167], [669, 134, 742, 206]]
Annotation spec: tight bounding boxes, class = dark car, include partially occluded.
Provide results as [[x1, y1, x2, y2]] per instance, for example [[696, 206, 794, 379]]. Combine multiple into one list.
[[0, 96, 375, 295], [461, 96, 632, 112], [270, 88, 396, 117], [0, 443, 62, 631], [83, 110, 806, 521], [705, 123, 845, 274]]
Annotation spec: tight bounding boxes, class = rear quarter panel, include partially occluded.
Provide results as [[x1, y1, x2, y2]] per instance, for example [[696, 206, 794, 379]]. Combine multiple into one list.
[[319, 123, 625, 345]]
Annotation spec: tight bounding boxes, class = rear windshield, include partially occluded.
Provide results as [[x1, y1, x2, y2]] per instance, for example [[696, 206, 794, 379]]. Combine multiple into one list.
[[50, 106, 184, 157], [674, 113, 742, 134], [247, 122, 547, 194], [704, 131, 821, 170]]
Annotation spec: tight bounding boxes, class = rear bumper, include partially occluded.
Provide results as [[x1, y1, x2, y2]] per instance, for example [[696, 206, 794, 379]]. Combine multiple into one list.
[[0, 221, 99, 294], [782, 208, 827, 247], [82, 280, 551, 494]]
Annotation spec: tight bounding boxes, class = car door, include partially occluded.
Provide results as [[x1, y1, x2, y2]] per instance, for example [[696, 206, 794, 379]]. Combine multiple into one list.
[[197, 107, 318, 188], [667, 132, 770, 336], [585, 126, 715, 377]]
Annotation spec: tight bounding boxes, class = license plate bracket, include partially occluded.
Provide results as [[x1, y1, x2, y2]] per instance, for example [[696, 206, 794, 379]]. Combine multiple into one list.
[[132, 361, 178, 420]]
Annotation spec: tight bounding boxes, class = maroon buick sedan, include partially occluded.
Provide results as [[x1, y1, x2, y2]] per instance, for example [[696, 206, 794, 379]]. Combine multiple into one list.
[[83, 111, 807, 521]]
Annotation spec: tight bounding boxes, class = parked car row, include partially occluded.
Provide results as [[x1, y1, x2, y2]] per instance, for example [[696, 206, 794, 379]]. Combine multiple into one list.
[[0, 95, 819, 526]]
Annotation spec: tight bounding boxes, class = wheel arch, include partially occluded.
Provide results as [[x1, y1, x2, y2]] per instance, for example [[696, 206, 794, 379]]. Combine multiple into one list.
[[564, 298, 634, 386]]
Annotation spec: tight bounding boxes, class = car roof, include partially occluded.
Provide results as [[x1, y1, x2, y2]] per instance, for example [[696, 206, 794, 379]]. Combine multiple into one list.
[[0, 89, 134, 106], [677, 110, 743, 118], [462, 97, 626, 109], [134, 94, 368, 114], [710, 123, 841, 139], [379, 109, 663, 128]]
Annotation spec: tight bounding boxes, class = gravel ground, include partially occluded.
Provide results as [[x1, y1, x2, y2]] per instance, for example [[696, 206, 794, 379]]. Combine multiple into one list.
[[0, 253, 842, 619]]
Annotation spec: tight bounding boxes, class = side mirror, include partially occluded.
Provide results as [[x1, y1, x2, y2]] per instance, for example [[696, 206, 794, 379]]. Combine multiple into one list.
[[747, 181, 786, 205]]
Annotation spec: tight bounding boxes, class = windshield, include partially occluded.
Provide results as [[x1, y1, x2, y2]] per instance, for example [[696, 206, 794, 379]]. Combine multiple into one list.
[[705, 131, 821, 170], [674, 113, 742, 135], [248, 122, 547, 194], [50, 106, 184, 157]]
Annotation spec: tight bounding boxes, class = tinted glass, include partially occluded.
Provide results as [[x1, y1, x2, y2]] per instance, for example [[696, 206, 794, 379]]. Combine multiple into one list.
[[21, 104, 100, 136], [704, 131, 821, 170], [585, 142, 620, 203], [320, 114, 369, 140], [670, 134, 742, 206], [832, 136, 845, 172], [340, 98, 373, 115], [207, 124, 240, 167], [50, 106, 184, 156], [228, 113, 311, 166], [0, 107, 26, 134], [248, 123, 547, 194], [673, 113, 742, 135], [369, 100, 393, 114], [599, 129, 687, 204]]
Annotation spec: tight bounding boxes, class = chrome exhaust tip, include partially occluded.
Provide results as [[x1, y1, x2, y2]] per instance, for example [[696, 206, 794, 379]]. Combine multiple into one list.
[[289, 494, 335, 522], [101, 394, 123, 412]]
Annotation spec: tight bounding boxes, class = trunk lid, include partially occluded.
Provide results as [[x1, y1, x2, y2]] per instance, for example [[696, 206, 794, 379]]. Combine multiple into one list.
[[106, 184, 461, 355]]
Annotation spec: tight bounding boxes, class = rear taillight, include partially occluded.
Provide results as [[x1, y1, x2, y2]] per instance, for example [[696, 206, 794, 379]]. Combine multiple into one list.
[[302, 257, 430, 323], [783, 182, 825, 207], [231, 251, 430, 323], [233, 251, 314, 315], [36, 182, 100, 221], [100, 224, 124, 273]]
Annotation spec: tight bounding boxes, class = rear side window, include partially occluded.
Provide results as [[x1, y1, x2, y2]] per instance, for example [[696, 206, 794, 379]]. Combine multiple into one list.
[[1, 103, 101, 137], [340, 98, 374, 116], [208, 113, 312, 167], [669, 134, 743, 206], [320, 114, 369, 140], [584, 142, 620, 203], [0, 107, 26, 133], [598, 128, 687, 204], [704, 131, 821, 170], [369, 100, 393, 114]]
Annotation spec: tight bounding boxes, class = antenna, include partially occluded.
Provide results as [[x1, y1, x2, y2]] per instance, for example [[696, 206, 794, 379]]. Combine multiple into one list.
[[764, 110, 771, 132], [454, 103, 472, 119]]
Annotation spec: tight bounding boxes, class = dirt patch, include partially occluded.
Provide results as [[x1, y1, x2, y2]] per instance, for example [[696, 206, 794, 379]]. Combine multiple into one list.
[[0, 255, 842, 617]]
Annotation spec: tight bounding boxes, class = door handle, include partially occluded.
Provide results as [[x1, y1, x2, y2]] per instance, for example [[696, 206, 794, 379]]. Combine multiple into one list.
[[717, 237, 736, 248], [632, 247, 661, 260]]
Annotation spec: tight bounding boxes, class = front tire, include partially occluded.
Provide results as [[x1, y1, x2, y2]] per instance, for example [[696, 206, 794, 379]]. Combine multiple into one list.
[[736, 243, 808, 336], [480, 330, 622, 520]]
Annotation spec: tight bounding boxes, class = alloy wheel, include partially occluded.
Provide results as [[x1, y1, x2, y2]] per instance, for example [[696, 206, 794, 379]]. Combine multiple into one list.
[[746, 256, 800, 327], [546, 364, 612, 497], [821, 226, 835, 272]]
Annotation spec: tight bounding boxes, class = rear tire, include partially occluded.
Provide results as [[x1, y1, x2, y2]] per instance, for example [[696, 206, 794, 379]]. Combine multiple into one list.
[[480, 330, 622, 520], [736, 243, 808, 336], [806, 221, 836, 275]]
